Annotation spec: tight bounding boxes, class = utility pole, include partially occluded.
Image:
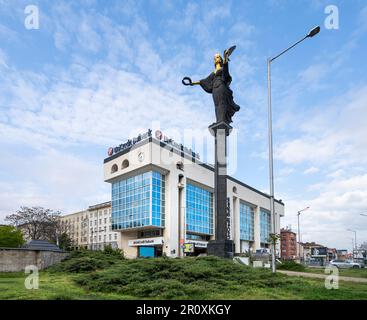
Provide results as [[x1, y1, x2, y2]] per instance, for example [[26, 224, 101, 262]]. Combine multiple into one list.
[[267, 26, 320, 272], [297, 207, 310, 263]]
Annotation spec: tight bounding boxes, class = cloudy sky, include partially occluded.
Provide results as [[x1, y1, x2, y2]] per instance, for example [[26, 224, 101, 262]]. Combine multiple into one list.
[[0, 0, 366, 250]]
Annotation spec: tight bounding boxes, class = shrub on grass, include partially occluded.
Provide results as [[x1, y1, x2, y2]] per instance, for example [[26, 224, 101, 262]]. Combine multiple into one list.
[[74, 256, 294, 299], [48, 249, 124, 273], [55, 257, 110, 273], [103, 244, 124, 258], [277, 260, 306, 272]]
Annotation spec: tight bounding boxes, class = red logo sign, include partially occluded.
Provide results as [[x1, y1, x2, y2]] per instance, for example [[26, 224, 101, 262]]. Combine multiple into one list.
[[107, 147, 113, 156], [155, 130, 163, 140]]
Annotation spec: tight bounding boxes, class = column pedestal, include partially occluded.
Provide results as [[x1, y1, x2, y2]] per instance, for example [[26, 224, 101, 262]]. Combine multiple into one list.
[[207, 121, 234, 259]]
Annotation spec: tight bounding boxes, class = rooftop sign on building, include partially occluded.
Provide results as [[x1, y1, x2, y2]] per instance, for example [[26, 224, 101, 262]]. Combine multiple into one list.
[[106, 129, 200, 160]]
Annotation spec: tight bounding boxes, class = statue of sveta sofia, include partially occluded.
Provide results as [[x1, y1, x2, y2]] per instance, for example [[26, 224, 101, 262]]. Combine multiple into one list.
[[183, 46, 240, 125]]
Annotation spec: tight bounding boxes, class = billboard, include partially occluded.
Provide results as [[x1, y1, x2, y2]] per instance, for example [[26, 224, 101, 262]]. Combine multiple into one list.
[[311, 247, 327, 257]]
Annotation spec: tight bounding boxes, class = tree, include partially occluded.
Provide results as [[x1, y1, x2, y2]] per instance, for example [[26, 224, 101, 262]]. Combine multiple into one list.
[[58, 232, 75, 251], [5, 206, 62, 242], [0, 225, 25, 248]]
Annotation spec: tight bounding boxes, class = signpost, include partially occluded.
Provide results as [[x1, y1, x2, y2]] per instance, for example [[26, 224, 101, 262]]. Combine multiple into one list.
[[183, 243, 194, 254]]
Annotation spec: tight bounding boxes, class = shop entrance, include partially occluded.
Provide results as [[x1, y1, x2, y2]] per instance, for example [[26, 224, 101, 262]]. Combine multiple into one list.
[[184, 243, 207, 256], [193, 246, 207, 256], [138, 245, 163, 257]]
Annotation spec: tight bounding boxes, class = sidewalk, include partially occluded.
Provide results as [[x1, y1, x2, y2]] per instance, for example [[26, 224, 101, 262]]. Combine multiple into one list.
[[278, 270, 367, 283]]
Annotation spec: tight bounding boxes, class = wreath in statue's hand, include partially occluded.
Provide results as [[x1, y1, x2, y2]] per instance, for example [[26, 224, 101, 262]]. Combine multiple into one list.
[[182, 77, 193, 86]]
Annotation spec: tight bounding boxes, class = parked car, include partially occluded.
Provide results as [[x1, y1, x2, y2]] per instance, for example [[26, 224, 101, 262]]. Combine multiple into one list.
[[329, 259, 362, 269], [255, 248, 270, 254]]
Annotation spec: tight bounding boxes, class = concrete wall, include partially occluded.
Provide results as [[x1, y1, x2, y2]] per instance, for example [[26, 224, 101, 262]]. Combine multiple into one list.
[[0, 249, 68, 272]]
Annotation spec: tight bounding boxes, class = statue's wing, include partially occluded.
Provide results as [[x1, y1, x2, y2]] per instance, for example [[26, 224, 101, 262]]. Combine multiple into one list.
[[224, 45, 236, 58]]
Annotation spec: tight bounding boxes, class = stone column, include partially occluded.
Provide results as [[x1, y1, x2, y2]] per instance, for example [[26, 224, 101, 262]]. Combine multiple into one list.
[[254, 206, 261, 250], [207, 121, 234, 258], [233, 197, 240, 254]]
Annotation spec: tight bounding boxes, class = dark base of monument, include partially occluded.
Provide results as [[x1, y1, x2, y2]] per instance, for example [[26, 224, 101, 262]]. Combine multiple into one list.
[[207, 240, 234, 259]]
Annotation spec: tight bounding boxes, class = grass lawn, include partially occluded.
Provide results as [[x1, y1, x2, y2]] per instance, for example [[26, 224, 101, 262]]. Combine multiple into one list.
[[1, 251, 367, 300], [304, 267, 367, 279]]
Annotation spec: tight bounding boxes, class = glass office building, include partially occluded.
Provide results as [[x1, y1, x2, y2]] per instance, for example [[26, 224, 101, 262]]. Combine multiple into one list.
[[239, 201, 254, 241], [186, 183, 213, 235], [103, 135, 284, 258], [260, 209, 271, 244], [111, 171, 165, 230]]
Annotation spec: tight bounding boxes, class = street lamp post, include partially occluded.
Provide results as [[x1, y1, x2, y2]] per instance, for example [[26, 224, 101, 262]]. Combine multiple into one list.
[[359, 214, 367, 261], [267, 26, 320, 273], [347, 229, 357, 259], [297, 207, 310, 263]]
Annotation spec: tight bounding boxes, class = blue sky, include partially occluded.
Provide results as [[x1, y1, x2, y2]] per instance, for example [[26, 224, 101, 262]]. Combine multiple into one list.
[[0, 0, 366, 250]]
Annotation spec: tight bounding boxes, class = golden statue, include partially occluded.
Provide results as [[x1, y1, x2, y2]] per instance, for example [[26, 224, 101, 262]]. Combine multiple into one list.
[[183, 46, 240, 124]]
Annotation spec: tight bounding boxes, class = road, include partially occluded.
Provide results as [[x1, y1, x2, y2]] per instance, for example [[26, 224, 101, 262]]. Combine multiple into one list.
[[278, 270, 367, 283]]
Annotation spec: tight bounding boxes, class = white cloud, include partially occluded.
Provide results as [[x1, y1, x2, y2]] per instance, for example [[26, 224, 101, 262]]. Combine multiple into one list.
[[276, 85, 367, 168], [282, 173, 367, 250], [303, 166, 319, 174], [278, 86, 367, 250], [0, 48, 8, 68], [0, 148, 109, 223], [0, 62, 212, 150]]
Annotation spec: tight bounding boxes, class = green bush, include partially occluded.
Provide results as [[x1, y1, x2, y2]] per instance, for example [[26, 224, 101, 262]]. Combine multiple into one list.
[[277, 260, 306, 272], [103, 244, 124, 258], [74, 256, 294, 299], [48, 249, 124, 273]]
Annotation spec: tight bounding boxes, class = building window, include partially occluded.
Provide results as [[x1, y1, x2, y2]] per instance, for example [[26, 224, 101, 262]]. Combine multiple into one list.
[[122, 159, 129, 169], [111, 164, 118, 173], [109, 234, 112, 241], [186, 233, 210, 241], [138, 229, 162, 238], [185, 183, 213, 235], [240, 201, 254, 241], [114, 234, 117, 240], [104, 218, 107, 224], [152, 171, 165, 227], [111, 171, 165, 230], [260, 209, 271, 244]]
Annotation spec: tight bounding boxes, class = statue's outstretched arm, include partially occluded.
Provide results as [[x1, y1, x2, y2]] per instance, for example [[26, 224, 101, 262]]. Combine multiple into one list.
[[182, 77, 200, 86]]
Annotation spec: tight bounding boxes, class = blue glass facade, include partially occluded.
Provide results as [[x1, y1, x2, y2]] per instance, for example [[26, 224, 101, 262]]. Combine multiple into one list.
[[260, 209, 271, 244], [151, 171, 165, 226], [240, 201, 254, 241], [186, 183, 213, 235], [111, 171, 165, 230]]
